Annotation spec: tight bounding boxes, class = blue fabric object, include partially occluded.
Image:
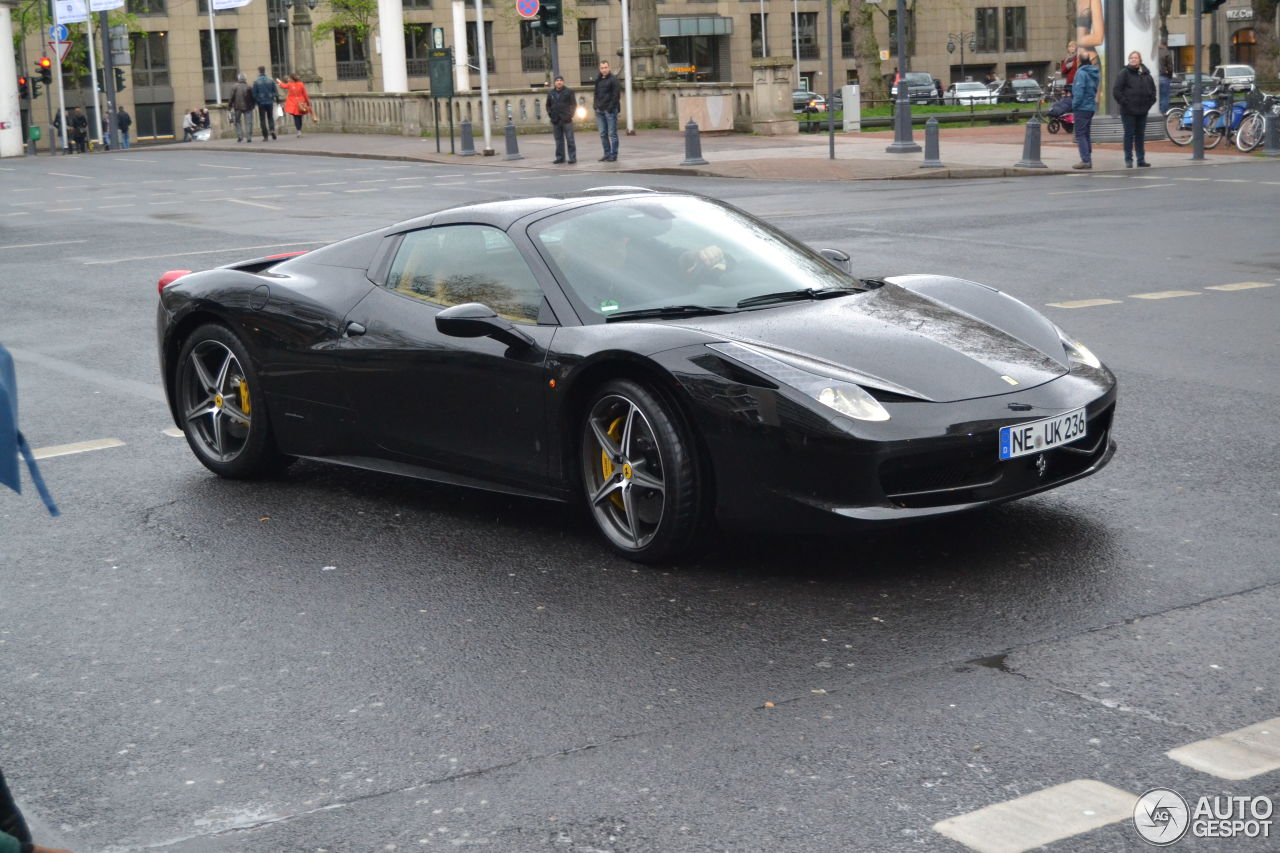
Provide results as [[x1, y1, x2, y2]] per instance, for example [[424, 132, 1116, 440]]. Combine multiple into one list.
[[1071, 64, 1100, 113], [0, 345, 59, 516]]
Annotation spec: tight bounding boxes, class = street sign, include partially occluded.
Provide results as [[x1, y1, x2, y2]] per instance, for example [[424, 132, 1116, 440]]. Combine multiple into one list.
[[429, 48, 454, 99], [49, 40, 73, 63], [49, 24, 69, 42], [432, 26, 445, 49], [517, 0, 539, 19]]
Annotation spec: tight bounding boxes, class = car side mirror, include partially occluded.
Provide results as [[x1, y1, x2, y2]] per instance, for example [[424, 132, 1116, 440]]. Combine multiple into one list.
[[818, 248, 851, 273], [436, 302, 534, 349]]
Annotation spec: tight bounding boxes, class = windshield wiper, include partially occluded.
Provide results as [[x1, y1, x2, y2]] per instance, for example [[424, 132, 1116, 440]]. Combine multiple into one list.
[[604, 304, 735, 322], [735, 286, 860, 309]]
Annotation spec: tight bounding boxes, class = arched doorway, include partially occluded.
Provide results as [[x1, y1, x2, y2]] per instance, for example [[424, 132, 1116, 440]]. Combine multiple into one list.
[[1231, 28, 1256, 66]]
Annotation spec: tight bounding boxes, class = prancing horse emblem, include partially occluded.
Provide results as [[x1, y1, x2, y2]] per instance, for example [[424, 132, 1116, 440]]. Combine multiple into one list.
[[1034, 454, 1047, 478]]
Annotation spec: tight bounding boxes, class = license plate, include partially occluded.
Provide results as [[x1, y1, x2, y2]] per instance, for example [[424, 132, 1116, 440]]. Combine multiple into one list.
[[999, 407, 1088, 460]]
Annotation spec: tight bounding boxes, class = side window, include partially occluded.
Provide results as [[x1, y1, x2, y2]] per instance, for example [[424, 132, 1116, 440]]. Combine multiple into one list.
[[384, 224, 545, 323]]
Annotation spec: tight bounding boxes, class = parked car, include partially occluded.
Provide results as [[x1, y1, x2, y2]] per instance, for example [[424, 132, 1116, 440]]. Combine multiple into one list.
[[792, 90, 842, 112], [890, 71, 939, 104], [944, 81, 996, 105], [1211, 64, 1255, 92], [1170, 71, 1220, 99], [994, 77, 1044, 104]]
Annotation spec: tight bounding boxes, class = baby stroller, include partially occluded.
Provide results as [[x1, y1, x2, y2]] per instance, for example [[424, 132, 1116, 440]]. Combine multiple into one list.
[[1046, 94, 1074, 134]]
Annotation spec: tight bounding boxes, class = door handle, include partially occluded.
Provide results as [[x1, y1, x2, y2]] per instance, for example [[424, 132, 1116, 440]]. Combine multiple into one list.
[[345, 322, 366, 337]]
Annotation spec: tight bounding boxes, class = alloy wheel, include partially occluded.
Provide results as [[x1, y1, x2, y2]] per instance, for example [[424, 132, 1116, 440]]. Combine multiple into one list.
[[582, 393, 668, 551], [181, 339, 253, 464]]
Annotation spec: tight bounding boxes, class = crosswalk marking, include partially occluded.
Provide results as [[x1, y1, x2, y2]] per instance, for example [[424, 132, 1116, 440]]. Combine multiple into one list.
[[1130, 290, 1200, 300], [933, 780, 1135, 853], [1205, 281, 1274, 291], [32, 438, 125, 460], [1167, 717, 1280, 780]]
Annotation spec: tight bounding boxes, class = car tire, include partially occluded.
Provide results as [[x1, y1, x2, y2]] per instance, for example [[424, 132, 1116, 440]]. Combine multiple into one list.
[[176, 323, 292, 479], [579, 379, 706, 562]]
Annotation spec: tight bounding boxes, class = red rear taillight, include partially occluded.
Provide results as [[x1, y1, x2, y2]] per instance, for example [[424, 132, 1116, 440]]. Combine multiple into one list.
[[264, 250, 308, 260], [158, 270, 193, 294]]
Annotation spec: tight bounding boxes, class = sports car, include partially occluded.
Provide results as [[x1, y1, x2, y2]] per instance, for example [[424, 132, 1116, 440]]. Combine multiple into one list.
[[156, 189, 1116, 561]]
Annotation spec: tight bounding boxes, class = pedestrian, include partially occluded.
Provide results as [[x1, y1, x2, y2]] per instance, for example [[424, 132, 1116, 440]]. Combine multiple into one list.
[[546, 75, 577, 164], [226, 72, 256, 143], [593, 59, 620, 162], [181, 108, 197, 142], [934, 78, 944, 104], [251, 65, 278, 141], [100, 116, 111, 150], [1113, 49, 1157, 168], [1060, 41, 1080, 92], [1, 767, 72, 853], [197, 107, 211, 129], [69, 108, 87, 153], [115, 107, 131, 150], [1070, 46, 1099, 170], [274, 72, 314, 138], [1158, 41, 1173, 113]]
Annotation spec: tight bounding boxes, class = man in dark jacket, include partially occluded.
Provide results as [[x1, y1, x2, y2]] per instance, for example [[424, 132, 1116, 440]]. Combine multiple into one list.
[[69, 108, 88, 154], [1070, 48, 1099, 169], [1113, 50, 1158, 167], [593, 60, 620, 162], [546, 75, 577, 164], [227, 72, 257, 143], [115, 107, 132, 150], [251, 65, 278, 141]]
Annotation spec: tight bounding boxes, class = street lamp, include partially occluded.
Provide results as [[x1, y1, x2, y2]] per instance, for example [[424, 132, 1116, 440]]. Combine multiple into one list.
[[946, 31, 977, 84]]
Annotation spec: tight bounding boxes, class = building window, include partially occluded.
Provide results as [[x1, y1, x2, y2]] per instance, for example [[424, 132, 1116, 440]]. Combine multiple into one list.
[[750, 13, 767, 59], [578, 18, 598, 82], [793, 11, 819, 60], [199, 29, 238, 85], [334, 28, 368, 81], [466, 21, 496, 74], [404, 0, 432, 8], [405, 23, 432, 77], [126, 0, 166, 15], [888, 9, 913, 57], [840, 11, 854, 59], [134, 103, 174, 139], [520, 21, 550, 73], [974, 7, 998, 53], [197, 0, 237, 12], [1003, 7, 1026, 52], [129, 31, 169, 87]]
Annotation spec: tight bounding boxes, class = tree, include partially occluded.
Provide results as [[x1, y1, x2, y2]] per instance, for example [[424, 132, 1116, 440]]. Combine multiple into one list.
[[313, 0, 378, 91], [1255, 0, 1278, 84], [847, 0, 887, 100]]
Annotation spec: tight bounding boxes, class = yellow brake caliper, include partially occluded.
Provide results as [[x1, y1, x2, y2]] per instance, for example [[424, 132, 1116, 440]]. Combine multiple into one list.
[[236, 378, 251, 423], [600, 416, 626, 511]]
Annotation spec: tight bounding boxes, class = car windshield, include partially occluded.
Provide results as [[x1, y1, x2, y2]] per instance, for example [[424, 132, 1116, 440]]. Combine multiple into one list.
[[904, 73, 932, 85], [531, 196, 862, 321], [1013, 80, 1039, 88]]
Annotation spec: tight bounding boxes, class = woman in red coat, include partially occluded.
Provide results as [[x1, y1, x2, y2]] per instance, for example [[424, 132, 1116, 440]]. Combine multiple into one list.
[[275, 73, 315, 137]]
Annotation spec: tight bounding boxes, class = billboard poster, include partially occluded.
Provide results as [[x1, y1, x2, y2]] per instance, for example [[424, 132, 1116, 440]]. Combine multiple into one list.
[[1084, 0, 1159, 113]]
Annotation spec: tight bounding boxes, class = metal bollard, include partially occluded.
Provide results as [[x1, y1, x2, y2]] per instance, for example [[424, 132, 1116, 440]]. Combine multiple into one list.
[[1015, 116, 1048, 169], [1265, 113, 1280, 158], [459, 119, 477, 156], [681, 119, 708, 166], [920, 117, 944, 168], [503, 121, 523, 161]]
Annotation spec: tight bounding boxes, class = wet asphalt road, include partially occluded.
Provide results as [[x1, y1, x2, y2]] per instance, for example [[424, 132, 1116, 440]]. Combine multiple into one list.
[[1, 150, 1278, 853]]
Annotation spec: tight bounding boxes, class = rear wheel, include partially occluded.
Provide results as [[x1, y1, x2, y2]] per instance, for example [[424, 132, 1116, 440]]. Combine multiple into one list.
[[1235, 111, 1264, 152], [1202, 110, 1225, 149], [1165, 107, 1191, 145], [176, 324, 291, 479], [1046, 117, 1061, 134], [579, 379, 705, 562]]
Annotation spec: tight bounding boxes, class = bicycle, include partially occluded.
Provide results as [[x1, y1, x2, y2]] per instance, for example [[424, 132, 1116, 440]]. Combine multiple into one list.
[[1164, 85, 1225, 147], [1233, 88, 1280, 153]]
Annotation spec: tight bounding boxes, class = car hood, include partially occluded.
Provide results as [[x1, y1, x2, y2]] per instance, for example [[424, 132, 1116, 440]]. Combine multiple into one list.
[[658, 276, 1070, 403]]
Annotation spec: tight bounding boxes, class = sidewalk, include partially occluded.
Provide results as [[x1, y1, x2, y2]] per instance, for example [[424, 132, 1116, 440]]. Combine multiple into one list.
[[182, 121, 1260, 181]]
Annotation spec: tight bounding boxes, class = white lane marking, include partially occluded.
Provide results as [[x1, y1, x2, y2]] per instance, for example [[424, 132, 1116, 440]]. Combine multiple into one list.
[[98, 204, 136, 209], [0, 240, 87, 251], [1047, 298, 1123, 309], [298, 191, 333, 196], [1047, 184, 1174, 195], [101, 195, 133, 200], [162, 428, 184, 438], [1167, 718, 1280, 780], [47, 171, 94, 179], [48, 207, 83, 212], [358, 178, 389, 183], [83, 241, 324, 265], [1205, 281, 1275, 291], [1174, 177, 1212, 181], [222, 198, 285, 210], [390, 185, 422, 190], [344, 188, 377, 193], [435, 173, 465, 177], [394, 176, 427, 181], [1215, 178, 1249, 183], [1130, 290, 1200, 300], [9, 201, 42, 207], [316, 181, 345, 185], [274, 184, 308, 188], [200, 163, 253, 170], [1130, 175, 1167, 180], [148, 201, 182, 205], [933, 780, 1135, 853], [32, 438, 126, 460]]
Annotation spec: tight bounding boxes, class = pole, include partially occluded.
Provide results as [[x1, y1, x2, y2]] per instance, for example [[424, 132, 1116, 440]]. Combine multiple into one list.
[[208, 3, 222, 104], [36, 1, 55, 155], [622, 0, 634, 135], [99, 10, 117, 150], [793, 0, 799, 72], [54, 41, 69, 153], [1192, 0, 1204, 159], [884, 0, 919, 152], [452, 0, 468, 91], [473, 0, 492, 153], [549, 34, 559, 82], [825, 0, 834, 158], [85, 10, 102, 146], [758, 0, 766, 57]]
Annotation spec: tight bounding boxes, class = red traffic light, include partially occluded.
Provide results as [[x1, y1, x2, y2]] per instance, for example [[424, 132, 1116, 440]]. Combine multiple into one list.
[[18, 76, 27, 85], [38, 56, 51, 69]]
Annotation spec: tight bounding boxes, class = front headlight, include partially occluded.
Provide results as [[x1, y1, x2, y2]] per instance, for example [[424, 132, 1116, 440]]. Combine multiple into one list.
[[707, 342, 891, 422], [1057, 328, 1102, 369]]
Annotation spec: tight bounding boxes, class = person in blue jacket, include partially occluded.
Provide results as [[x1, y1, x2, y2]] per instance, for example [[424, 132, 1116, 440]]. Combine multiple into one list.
[[251, 65, 279, 142], [1071, 46, 1100, 169]]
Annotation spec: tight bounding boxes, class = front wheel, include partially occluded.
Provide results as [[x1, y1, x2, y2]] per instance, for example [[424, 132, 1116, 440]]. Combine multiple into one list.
[[176, 324, 292, 479], [1165, 107, 1192, 145], [1202, 110, 1225, 149], [1047, 117, 1061, 134], [1235, 111, 1264, 152], [579, 379, 706, 562]]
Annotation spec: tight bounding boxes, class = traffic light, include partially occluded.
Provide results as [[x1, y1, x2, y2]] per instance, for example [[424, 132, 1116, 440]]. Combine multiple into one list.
[[95, 68, 104, 92], [535, 0, 563, 37], [114, 68, 126, 91], [30, 76, 42, 99], [37, 56, 53, 86], [17, 76, 29, 100], [1202, 0, 1227, 11]]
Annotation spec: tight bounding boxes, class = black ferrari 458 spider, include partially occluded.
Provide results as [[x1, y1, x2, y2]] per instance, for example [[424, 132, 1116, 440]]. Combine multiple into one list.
[[157, 189, 1116, 561]]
